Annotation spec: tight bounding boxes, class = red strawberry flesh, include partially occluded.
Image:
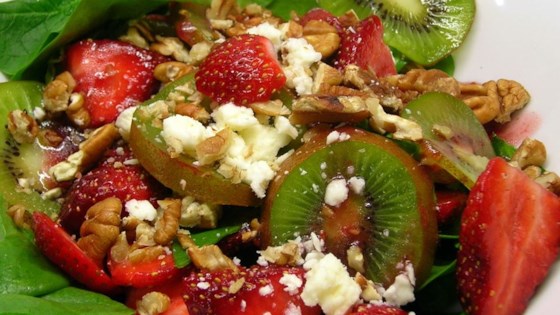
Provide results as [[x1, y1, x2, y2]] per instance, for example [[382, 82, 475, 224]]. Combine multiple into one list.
[[66, 39, 168, 127], [334, 15, 396, 78], [109, 250, 180, 288], [195, 34, 286, 106], [457, 157, 560, 315], [32, 211, 119, 295]]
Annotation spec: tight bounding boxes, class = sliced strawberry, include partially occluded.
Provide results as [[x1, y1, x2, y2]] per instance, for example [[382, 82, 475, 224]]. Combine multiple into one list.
[[346, 303, 408, 315], [457, 157, 560, 315], [195, 34, 286, 106], [300, 8, 343, 32], [109, 250, 180, 288], [32, 211, 119, 295], [435, 189, 467, 225], [183, 265, 321, 315], [333, 15, 396, 78], [126, 276, 190, 315], [59, 146, 167, 235], [66, 39, 168, 127]]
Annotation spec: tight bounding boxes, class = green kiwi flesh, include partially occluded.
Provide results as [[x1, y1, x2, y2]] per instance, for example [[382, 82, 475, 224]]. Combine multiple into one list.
[[401, 92, 495, 188], [260, 126, 437, 287], [129, 73, 260, 206], [322, 0, 476, 66], [0, 81, 60, 215]]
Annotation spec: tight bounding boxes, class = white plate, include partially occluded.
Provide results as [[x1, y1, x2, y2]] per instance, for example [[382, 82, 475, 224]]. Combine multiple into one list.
[[454, 1, 560, 313], [1, 0, 559, 313]]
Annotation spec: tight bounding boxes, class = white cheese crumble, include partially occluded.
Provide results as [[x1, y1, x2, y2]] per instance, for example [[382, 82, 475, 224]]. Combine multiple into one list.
[[247, 22, 284, 52], [179, 196, 221, 228], [281, 38, 322, 95], [382, 262, 416, 306], [300, 253, 361, 315], [324, 178, 349, 207], [326, 131, 350, 145], [125, 199, 157, 221], [115, 106, 137, 141], [348, 176, 365, 194], [259, 284, 274, 296], [161, 115, 211, 157], [279, 273, 303, 295]]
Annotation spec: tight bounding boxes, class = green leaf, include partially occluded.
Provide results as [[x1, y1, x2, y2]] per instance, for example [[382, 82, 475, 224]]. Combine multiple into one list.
[[0, 287, 133, 315], [172, 225, 241, 268], [420, 260, 457, 290], [429, 55, 455, 76], [491, 134, 516, 160], [0, 200, 70, 296], [0, 0, 170, 79], [316, 0, 372, 19], [266, 0, 317, 21]]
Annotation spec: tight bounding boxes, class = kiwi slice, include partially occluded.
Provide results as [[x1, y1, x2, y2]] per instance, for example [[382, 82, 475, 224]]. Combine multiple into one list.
[[260, 126, 437, 287], [0, 81, 60, 215], [401, 92, 495, 188], [319, 0, 476, 66], [129, 73, 260, 206]]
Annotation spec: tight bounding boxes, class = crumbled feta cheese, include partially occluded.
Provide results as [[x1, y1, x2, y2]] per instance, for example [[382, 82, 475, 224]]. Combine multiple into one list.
[[115, 106, 137, 141], [326, 130, 350, 145], [33, 107, 46, 121], [245, 160, 276, 198], [348, 176, 365, 194], [212, 103, 259, 131], [284, 302, 303, 315], [301, 253, 361, 315], [161, 115, 211, 157], [247, 22, 284, 51], [383, 273, 416, 306], [279, 273, 303, 295], [324, 178, 349, 207], [281, 38, 322, 95], [125, 199, 158, 221], [259, 284, 274, 296]]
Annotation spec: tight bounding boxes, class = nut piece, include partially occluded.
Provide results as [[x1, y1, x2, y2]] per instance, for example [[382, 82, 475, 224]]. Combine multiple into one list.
[[511, 138, 547, 169], [207, 0, 237, 20], [312, 62, 344, 94], [188, 244, 239, 272], [151, 36, 191, 63], [347, 245, 365, 274], [495, 79, 531, 123], [384, 69, 460, 97], [180, 196, 222, 229], [154, 62, 194, 83], [302, 20, 340, 59], [7, 204, 32, 229], [195, 128, 232, 165], [43, 71, 76, 113], [535, 171, 560, 195], [7, 110, 39, 143], [259, 242, 302, 266], [250, 99, 291, 116], [290, 95, 370, 125], [65, 93, 91, 128], [154, 199, 182, 246], [136, 291, 171, 315], [77, 197, 122, 265], [367, 97, 423, 141]]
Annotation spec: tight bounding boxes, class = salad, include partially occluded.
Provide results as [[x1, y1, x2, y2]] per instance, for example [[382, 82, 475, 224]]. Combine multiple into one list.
[[0, 0, 559, 315]]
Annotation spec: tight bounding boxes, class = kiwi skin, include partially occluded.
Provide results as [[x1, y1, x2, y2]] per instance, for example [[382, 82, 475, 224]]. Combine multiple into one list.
[[340, 0, 476, 66], [260, 126, 438, 287]]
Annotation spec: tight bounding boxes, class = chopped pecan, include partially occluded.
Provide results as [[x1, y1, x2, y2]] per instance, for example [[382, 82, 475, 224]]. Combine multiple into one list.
[[250, 99, 291, 116], [180, 196, 222, 229], [302, 20, 340, 59], [259, 242, 302, 266], [43, 71, 76, 113], [282, 20, 303, 38], [110, 232, 167, 265], [189, 41, 214, 65], [460, 79, 530, 124], [77, 197, 122, 265], [188, 245, 239, 272], [384, 69, 461, 97], [312, 62, 344, 94], [347, 245, 365, 274], [511, 138, 547, 169], [196, 128, 232, 165], [207, 0, 238, 20], [7, 204, 32, 229], [119, 25, 150, 49], [290, 95, 370, 125], [151, 36, 191, 63], [7, 110, 39, 144], [367, 97, 422, 141], [154, 62, 194, 83], [535, 171, 560, 195], [154, 199, 182, 246], [175, 101, 210, 122], [49, 124, 120, 182], [355, 272, 382, 302], [65, 93, 91, 128], [136, 291, 171, 315]]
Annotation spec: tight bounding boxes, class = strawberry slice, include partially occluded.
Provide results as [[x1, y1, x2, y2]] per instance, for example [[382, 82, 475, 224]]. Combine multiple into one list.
[[126, 275, 190, 315], [347, 303, 408, 315], [195, 34, 286, 106], [435, 189, 467, 225], [32, 211, 119, 295], [66, 39, 168, 127], [108, 250, 180, 288], [183, 265, 321, 315], [457, 157, 560, 315], [333, 15, 396, 78], [59, 146, 167, 235]]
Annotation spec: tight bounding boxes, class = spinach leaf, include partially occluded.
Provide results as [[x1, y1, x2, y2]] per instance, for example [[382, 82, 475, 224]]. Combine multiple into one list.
[[491, 134, 516, 160], [0, 287, 133, 315], [267, 0, 318, 20], [0, 201, 69, 296], [0, 0, 171, 80], [173, 225, 241, 268]]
